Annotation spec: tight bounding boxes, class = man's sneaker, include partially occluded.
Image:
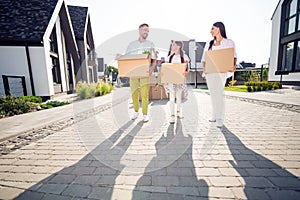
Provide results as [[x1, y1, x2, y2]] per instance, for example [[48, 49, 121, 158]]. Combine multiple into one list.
[[131, 112, 139, 120], [143, 115, 150, 122], [216, 119, 223, 128], [170, 115, 175, 124]]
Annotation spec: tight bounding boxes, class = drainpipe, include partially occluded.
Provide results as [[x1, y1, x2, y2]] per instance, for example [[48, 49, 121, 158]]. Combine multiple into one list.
[[25, 43, 35, 96]]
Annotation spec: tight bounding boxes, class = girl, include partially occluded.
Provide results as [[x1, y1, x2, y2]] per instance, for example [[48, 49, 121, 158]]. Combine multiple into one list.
[[165, 41, 189, 124]]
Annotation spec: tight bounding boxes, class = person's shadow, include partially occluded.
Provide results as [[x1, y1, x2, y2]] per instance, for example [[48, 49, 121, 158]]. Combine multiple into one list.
[[221, 126, 300, 199], [15, 120, 143, 200], [132, 119, 209, 199]]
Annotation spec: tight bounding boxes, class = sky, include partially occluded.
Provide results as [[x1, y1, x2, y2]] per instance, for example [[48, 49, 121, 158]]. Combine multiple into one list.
[[67, 0, 279, 68]]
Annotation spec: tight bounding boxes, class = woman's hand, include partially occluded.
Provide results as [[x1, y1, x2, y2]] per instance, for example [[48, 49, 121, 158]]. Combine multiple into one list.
[[228, 65, 236, 72]]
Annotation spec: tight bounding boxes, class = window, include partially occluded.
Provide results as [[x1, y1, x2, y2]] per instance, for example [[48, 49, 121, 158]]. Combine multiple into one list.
[[284, 0, 298, 35], [278, 0, 300, 72], [295, 42, 300, 70], [282, 42, 294, 71]]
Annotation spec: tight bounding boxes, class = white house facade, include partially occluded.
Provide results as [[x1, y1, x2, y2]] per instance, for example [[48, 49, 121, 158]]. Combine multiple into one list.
[[270, 0, 300, 85], [0, 0, 97, 100]]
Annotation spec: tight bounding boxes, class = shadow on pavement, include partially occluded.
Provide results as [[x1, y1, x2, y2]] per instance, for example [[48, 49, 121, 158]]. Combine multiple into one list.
[[15, 120, 143, 200], [221, 126, 300, 200], [132, 119, 209, 199]]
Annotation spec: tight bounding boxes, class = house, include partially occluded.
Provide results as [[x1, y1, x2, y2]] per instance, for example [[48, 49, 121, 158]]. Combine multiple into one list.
[[0, 0, 97, 100], [270, 0, 300, 85], [67, 5, 97, 84]]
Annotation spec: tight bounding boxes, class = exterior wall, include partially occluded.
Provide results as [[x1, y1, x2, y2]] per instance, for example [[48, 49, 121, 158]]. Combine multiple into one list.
[[29, 46, 52, 97], [55, 17, 67, 92], [0, 46, 32, 97], [269, 0, 283, 82], [43, 35, 55, 96], [76, 40, 88, 83], [270, 0, 300, 83], [70, 56, 76, 91]]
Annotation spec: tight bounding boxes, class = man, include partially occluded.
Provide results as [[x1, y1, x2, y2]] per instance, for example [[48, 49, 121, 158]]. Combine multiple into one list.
[[126, 23, 156, 122]]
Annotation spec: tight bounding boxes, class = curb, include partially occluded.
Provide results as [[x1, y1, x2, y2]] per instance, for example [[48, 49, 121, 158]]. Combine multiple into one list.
[[193, 89, 300, 113]]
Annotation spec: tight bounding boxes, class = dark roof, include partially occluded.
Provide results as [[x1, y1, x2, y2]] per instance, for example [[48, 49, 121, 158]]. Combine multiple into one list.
[[0, 0, 58, 44], [240, 61, 256, 68], [67, 6, 88, 40]]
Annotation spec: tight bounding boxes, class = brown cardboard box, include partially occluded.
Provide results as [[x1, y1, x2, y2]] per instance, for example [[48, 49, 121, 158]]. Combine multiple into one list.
[[161, 63, 187, 84], [117, 54, 150, 78], [150, 85, 168, 100], [149, 74, 162, 85], [204, 48, 234, 73]]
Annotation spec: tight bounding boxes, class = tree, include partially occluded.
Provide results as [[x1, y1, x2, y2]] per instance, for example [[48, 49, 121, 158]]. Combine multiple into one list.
[[262, 67, 268, 81]]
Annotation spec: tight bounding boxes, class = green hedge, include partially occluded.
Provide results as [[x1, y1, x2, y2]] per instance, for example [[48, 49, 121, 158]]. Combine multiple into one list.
[[244, 81, 281, 92], [40, 101, 70, 109]]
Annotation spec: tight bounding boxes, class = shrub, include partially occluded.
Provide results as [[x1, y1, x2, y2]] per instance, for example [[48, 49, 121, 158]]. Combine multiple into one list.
[[228, 80, 237, 87], [40, 101, 69, 109], [76, 81, 95, 99], [247, 86, 252, 92], [273, 84, 279, 90], [244, 81, 282, 92], [256, 86, 261, 91], [107, 82, 114, 92], [101, 83, 109, 95], [273, 82, 281, 89], [0, 95, 31, 116], [95, 81, 103, 96], [19, 96, 42, 103], [76, 81, 114, 99], [268, 83, 273, 90], [262, 67, 268, 81]]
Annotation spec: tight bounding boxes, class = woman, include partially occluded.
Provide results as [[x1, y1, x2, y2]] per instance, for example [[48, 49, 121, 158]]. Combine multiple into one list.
[[201, 22, 237, 128], [165, 41, 189, 124]]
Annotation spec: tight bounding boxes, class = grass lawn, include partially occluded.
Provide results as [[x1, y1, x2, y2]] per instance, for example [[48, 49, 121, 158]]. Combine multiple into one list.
[[224, 85, 248, 92]]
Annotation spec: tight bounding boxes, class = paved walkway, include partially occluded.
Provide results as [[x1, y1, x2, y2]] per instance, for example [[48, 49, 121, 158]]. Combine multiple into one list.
[[0, 87, 299, 199]]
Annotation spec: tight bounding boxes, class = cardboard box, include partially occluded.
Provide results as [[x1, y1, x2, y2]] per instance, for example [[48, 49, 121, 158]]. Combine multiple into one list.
[[117, 54, 150, 78], [150, 85, 168, 100], [160, 63, 187, 84], [149, 74, 162, 85], [204, 48, 234, 73]]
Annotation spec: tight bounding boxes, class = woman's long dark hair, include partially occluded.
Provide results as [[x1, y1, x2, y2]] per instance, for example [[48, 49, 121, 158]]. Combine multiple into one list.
[[169, 41, 184, 63], [208, 22, 227, 50]]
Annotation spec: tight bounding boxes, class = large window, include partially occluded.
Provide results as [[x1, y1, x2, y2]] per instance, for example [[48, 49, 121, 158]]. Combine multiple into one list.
[[284, 0, 298, 35], [282, 42, 294, 71], [278, 0, 300, 72]]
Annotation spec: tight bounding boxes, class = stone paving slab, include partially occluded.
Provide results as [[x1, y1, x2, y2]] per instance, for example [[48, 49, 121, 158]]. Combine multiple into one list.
[[0, 89, 299, 199]]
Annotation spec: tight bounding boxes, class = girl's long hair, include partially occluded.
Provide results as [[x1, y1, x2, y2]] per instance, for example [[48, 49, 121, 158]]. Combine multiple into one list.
[[169, 41, 184, 63]]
